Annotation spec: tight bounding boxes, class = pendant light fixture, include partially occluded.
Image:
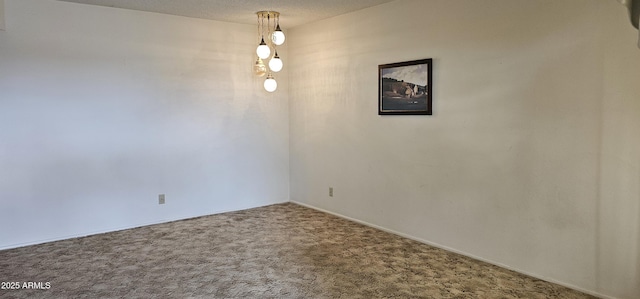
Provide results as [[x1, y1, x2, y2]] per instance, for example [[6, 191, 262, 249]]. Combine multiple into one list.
[[264, 73, 277, 92], [254, 58, 267, 77], [255, 11, 286, 92], [272, 24, 285, 46], [256, 38, 270, 59], [269, 51, 283, 73]]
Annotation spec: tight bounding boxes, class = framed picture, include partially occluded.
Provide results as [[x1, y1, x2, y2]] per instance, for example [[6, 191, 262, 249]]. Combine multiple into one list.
[[379, 58, 433, 115]]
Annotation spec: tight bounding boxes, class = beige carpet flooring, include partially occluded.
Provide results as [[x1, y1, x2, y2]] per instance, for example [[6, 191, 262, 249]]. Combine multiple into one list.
[[0, 203, 596, 298]]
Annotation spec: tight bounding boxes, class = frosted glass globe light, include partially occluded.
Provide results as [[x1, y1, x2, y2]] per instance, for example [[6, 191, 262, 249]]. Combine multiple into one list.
[[264, 74, 277, 92], [269, 52, 283, 72], [256, 38, 271, 59], [272, 24, 285, 46], [254, 58, 267, 77]]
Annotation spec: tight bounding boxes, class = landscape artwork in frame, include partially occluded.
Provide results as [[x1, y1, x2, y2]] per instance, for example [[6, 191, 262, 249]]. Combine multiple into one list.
[[379, 58, 432, 115]]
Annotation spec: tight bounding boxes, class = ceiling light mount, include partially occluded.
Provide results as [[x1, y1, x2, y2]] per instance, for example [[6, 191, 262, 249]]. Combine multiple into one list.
[[256, 11, 280, 21]]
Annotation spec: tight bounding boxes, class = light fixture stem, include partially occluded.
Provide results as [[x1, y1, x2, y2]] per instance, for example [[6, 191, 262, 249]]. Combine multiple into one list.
[[260, 12, 265, 39], [267, 14, 272, 47]]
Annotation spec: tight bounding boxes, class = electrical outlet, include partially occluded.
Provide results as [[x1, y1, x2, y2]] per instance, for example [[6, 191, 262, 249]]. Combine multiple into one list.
[[329, 187, 333, 197], [159, 194, 165, 205]]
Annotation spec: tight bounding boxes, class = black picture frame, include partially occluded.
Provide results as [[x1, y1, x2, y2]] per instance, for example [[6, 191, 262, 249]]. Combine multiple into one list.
[[379, 58, 433, 115]]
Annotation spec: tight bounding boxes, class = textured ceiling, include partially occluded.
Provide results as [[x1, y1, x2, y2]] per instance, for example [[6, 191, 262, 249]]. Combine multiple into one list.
[[57, 0, 396, 28]]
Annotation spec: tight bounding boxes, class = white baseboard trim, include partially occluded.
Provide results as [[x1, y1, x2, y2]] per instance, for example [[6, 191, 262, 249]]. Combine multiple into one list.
[[0, 219, 177, 251], [0, 200, 287, 251], [291, 200, 613, 299]]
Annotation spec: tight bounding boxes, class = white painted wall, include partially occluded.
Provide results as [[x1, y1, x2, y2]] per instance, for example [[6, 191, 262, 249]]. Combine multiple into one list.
[[0, 0, 289, 249], [1, 0, 638, 298], [288, 0, 640, 298]]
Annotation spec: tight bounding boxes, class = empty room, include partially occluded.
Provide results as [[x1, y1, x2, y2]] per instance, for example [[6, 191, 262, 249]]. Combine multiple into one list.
[[1, 0, 639, 298]]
